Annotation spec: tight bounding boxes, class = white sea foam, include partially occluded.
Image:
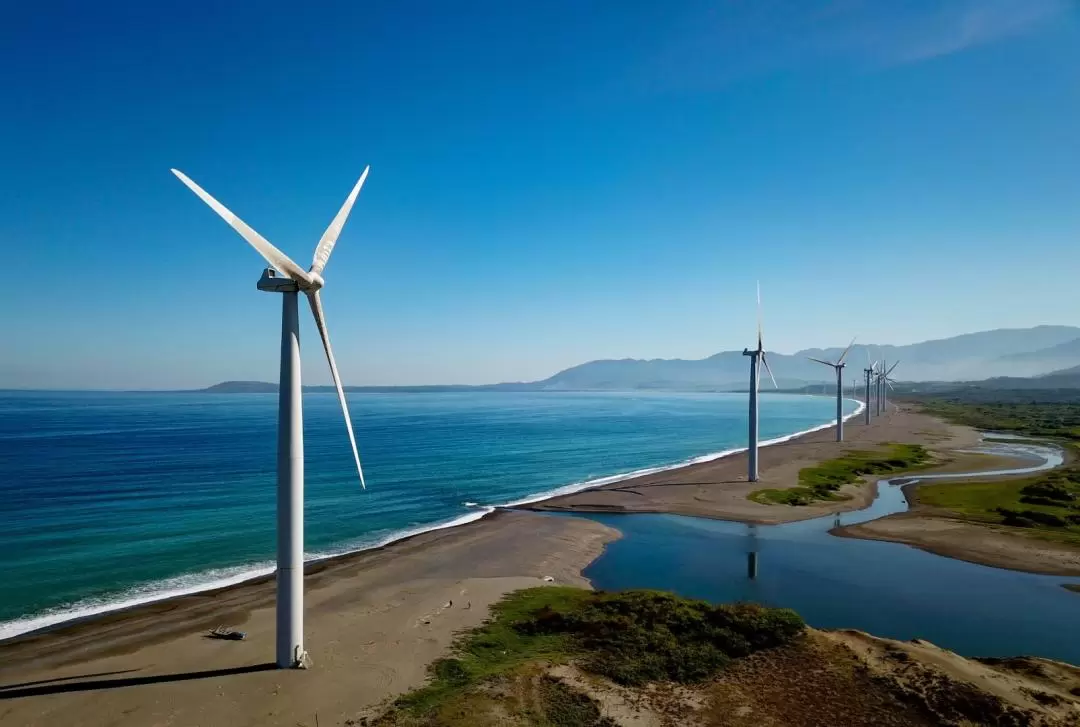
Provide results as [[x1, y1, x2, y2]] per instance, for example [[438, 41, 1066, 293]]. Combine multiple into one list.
[[0, 399, 861, 642], [0, 506, 498, 642]]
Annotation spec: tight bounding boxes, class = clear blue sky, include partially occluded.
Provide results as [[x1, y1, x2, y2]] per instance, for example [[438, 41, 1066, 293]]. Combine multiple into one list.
[[2, 0, 1078, 388]]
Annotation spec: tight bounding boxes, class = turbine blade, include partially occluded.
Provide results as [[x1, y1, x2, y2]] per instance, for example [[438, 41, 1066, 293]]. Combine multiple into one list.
[[306, 290, 366, 489], [836, 336, 857, 365], [807, 356, 834, 367], [886, 379, 895, 390], [311, 166, 370, 276], [756, 281, 763, 351], [886, 360, 900, 376], [761, 354, 779, 389], [171, 170, 311, 284]]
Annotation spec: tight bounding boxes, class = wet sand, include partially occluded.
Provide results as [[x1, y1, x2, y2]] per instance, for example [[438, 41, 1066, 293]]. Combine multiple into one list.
[[835, 476, 1080, 577], [0, 511, 618, 727], [524, 406, 984, 524]]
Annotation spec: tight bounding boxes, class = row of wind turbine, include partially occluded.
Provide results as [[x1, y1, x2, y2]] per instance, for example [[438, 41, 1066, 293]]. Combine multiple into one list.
[[744, 289, 903, 482]]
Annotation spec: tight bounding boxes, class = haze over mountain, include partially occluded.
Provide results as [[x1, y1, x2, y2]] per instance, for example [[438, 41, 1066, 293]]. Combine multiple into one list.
[[206, 326, 1080, 393]]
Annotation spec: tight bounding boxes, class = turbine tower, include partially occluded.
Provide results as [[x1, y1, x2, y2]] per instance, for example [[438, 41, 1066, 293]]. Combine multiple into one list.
[[742, 283, 778, 482], [172, 166, 370, 669], [877, 358, 887, 416], [881, 360, 900, 413], [807, 337, 857, 442], [863, 355, 877, 425]]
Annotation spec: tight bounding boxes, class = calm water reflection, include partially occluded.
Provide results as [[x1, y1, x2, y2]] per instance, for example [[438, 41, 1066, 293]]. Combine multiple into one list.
[[575, 442, 1080, 663]]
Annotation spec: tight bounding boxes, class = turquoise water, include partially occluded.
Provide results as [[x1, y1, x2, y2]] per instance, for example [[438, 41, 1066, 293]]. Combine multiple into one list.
[[577, 442, 1080, 664], [0, 390, 854, 638]]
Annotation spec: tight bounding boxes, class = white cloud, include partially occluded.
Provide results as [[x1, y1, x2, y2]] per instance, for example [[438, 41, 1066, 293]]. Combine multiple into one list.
[[890, 0, 1071, 64]]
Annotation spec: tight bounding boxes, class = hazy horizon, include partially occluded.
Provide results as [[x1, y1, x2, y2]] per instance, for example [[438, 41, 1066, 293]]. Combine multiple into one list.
[[3, 1, 1078, 389]]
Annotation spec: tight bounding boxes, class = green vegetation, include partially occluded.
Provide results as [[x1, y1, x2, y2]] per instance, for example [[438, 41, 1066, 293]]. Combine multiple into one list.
[[904, 397, 1080, 444], [918, 468, 1080, 547], [750, 443, 932, 506], [377, 587, 804, 726]]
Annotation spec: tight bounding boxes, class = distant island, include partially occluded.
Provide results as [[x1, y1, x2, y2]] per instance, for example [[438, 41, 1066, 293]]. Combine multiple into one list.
[[201, 325, 1080, 394]]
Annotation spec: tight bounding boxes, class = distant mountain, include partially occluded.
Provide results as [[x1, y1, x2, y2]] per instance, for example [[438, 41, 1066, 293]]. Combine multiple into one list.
[[531, 326, 1080, 392], [994, 337, 1080, 375], [204, 381, 278, 393], [1045, 363, 1080, 377], [201, 381, 540, 394], [201, 326, 1080, 394]]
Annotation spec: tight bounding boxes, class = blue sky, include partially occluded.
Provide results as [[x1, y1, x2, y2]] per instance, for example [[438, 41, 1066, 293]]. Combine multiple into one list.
[[1, 0, 1078, 388]]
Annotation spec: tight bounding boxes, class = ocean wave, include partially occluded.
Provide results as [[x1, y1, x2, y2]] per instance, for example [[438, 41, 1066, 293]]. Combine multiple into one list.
[[0, 400, 860, 642], [0, 507, 498, 643], [499, 399, 865, 508]]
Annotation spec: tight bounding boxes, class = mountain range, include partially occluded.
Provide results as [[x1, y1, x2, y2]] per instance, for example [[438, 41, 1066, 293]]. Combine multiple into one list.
[[204, 325, 1080, 394]]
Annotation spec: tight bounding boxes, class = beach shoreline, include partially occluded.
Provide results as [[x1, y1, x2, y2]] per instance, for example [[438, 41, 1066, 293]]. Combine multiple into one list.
[[0, 397, 867, 644], [0, 403, 1037, 654], [833, 473, 1080, 578], [1, 404, 1073, 725], [521, 406, 990, 525]]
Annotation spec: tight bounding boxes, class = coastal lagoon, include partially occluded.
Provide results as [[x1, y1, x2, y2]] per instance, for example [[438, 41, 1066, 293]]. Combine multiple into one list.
[[578, 442, 1080, 664]]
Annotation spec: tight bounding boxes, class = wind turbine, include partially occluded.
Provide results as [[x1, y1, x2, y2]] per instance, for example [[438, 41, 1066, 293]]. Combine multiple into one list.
[[742, 283, 778, 482], [863, 354, 877, 425], [877, 358, 889, 416], [172, 166, 370, 669], [807, 337, 856, 442], [881, 360, 900, 413]]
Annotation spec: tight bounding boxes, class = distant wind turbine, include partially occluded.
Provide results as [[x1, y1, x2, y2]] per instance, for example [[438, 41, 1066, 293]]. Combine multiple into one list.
[[742, 283, 778, 482], [172, 166, 370, 669], [863, 353, 877, 425], [877, 358, 889, 417], [808, 337, 857, 442], [881, 360, 900, 413]]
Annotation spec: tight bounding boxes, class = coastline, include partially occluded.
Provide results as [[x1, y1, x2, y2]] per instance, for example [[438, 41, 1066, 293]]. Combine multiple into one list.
[[522, 406, 988, 525], [2, 403, 1076, 724], [834, 474, 1080, 577], [0, 397, 867, 643], [0, 402, 1047, 653], [0, 511, 619, 726]]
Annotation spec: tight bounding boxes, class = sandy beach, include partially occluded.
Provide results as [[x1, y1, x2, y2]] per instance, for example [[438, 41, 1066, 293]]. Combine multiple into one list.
[[0, 404, 1063, 726], [524, 406, 987, 524], [835, 476, 1080, 577], [0, 512, 617, 726]]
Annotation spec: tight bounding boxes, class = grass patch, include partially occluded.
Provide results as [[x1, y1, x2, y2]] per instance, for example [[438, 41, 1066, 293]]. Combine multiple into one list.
[[750, 443, 932, 506], [378, 587, 805, 725], [918, 468, 1080, 547], [906, 398, 1080, 444], [1064, 584, 1080, 594]]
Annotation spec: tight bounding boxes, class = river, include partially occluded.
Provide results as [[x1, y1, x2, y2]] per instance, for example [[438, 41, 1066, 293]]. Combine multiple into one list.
[[571, 440, 1080, 664]]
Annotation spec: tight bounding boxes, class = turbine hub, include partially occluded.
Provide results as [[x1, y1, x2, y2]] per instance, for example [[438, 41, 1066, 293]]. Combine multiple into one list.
[[306, 272, 325, 291]]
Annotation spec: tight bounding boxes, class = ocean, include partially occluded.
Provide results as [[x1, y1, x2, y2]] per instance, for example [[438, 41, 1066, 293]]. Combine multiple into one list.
[[0, 389, 855, 639]]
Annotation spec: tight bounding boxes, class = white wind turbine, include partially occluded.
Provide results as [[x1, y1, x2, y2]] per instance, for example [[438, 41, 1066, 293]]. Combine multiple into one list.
[[172, 166, 370, 669], [807, 337, 857, 442], [881, 360, 900, 413], [863, 353, 877, 425], [742, 283, 778, 482]]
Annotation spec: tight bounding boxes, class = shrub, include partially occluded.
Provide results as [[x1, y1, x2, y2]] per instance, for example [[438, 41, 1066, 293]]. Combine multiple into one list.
[[1020, 510, 1067, 527], [1020, 495, 1069, 508], [997, 507, 1066, 528], [519, 590, 804, 686], [1020, 482, 1075, 503]]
